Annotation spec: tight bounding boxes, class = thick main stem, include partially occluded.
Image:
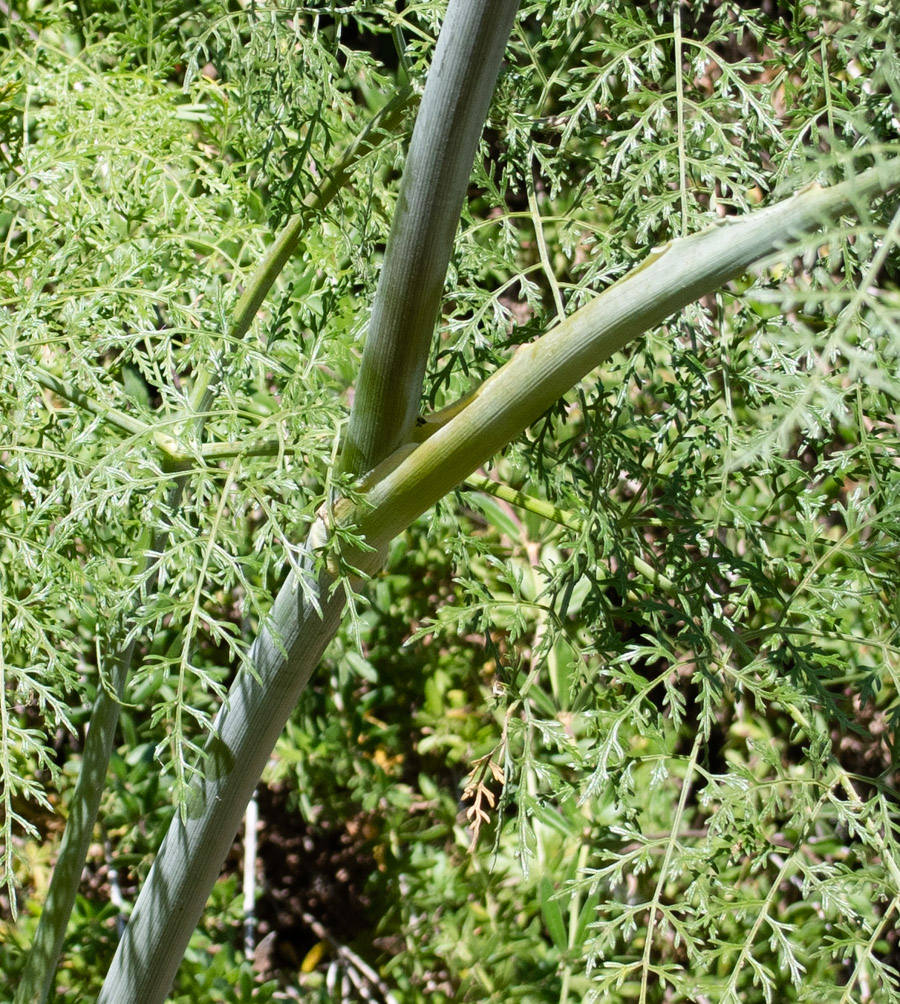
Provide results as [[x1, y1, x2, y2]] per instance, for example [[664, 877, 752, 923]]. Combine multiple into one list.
[[98, 3, 521, 1001], [98, 158, 900, 1003], [97, 562, 351, 1004], [16, 84, 415, 1004]]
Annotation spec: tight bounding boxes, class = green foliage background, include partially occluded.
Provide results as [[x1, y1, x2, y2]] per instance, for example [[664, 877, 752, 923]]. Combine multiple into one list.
[[2, 1, 900, 1001]]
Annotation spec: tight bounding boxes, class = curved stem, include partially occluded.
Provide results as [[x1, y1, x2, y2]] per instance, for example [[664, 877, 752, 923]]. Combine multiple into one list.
[[97, 157, 900, 1003], [190, 83, 415, 417]]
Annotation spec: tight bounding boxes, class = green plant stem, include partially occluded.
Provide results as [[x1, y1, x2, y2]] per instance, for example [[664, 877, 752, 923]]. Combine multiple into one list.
[[355, 160, 900, 547], [340, 0, 521, 477], [14, 649, 132, 1004], [16, 83, 416, 1004], [31, 366, 305, 461], [97, 158, 900, 1004], [30, 366, 186, 460], [97, 3, 520, 1000], [97, 560, 351, 1004], [190, 83, 415, 417], [462, 473, 677, 594], [12, 521, 165, 1004]]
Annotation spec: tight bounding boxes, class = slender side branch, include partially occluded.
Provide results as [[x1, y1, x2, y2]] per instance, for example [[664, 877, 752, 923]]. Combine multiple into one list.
[[190, 84, 415, 415], [463, 474, 677, 594], [30, 366, 186, 460]]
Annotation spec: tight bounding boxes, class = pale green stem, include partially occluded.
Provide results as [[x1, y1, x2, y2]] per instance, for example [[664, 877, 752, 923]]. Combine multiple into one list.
[[97, 159, 900, 1004], [14, 645, 134, 1004], [31, 367, 308, 462], [14, 519, 164, 1004], [30, 366, 186, 460], [638, 733, 700, 1004], [341, 0, 521, 477], [527, 161, 565, 319], [97, 4, 520, 1000], [356, 160, 900, 548], [463, 473, 678, 594], [97, 561, 351, 1004], [190, 84, 415, 417], [16, 84, 415, 1004], [558, 841, 590, 1004], [673, 1, 688, 234]]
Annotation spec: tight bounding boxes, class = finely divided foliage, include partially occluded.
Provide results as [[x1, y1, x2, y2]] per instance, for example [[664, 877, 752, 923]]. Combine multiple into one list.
[[2, 1, 900, 1002]]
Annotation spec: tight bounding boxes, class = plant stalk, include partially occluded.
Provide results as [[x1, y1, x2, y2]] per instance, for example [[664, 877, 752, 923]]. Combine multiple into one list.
[[15, 83, 415, 1004], [98, 2, 521, 1000], [341, 0, 521, 477], [98, 158, 900, 1003], [356, 161, 900, 545]]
